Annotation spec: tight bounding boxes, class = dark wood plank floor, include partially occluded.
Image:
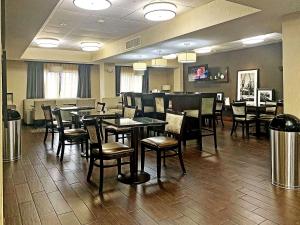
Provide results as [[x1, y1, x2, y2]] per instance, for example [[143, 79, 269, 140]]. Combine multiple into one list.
[[3, 124, 300, 225]]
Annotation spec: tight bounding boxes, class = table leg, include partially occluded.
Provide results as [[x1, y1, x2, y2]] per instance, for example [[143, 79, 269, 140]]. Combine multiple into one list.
[[118, 126, 150, 184]]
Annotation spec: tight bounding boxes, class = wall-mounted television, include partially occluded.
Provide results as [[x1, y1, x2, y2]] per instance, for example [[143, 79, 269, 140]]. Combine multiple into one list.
[[188, 65, 209, 81]]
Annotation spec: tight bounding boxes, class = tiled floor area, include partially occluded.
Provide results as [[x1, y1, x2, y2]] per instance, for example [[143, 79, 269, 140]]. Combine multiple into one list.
[[3, 124, 300, 225]]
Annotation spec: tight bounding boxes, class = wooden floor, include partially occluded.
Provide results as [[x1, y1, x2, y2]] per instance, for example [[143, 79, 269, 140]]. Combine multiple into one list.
[[3, 123, 300, 225]]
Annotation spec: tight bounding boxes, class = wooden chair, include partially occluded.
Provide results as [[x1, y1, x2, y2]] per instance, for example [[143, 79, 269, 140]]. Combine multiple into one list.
[[230, 102, 256, 138], [52, 108, 88, 161], [104, 106, 137, 143], [215, 100, 224, 127], [141, 111, 186, 179], [148, 93, 167, 136], [132, 93, 144, 116], [41, 105, 72, 148], [123, 92, 134, 107], [83, 117, 134, 193], [258, 101, 278, 134]]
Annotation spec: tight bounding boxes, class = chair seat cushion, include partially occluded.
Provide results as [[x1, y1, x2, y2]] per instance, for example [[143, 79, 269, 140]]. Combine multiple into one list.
[[184, 110, 198, 118], [105, 125, 132, 133], [64, 128, 87, 137], [235, 115, 256, 122], [92, 142, 133, 156], [141, 136, 178, 148], [259, 114, 275, 121], [53, 120, 72, 126]]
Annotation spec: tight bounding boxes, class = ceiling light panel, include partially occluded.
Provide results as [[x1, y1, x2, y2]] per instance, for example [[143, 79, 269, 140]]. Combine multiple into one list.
[[80, 42, 103, 51], [73, 0, 111, 10], [35, 38, 60, 48], [143, 2, 177, 21]]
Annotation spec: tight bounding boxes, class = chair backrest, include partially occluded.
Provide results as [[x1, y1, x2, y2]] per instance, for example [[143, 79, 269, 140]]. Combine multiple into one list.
[[133, 93, 143, 111], [231, 102, 246, 118], [200, 93, 217, 116], [215, 100, 223, 111], [265, 101, 277, 115], [82, 118, 103, 154], [153, 93, 166, 113], [52, 108, 65, 132], [41, 105, 53, 122], [165, 111, 185, 137], [123, 92, 133, 107], [123, 106, 137, 119]]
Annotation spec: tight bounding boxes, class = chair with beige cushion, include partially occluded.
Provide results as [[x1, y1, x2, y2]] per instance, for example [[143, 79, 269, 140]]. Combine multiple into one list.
[[33, 100, 56, 122], [231, 102, 256, 138], [141, 111, 186, 179], [52, 108, 88, 162], [41, 105, 72, 148], [104, 106, 137, 143], [258, 101, 278, 134], [83, 117, 134, 193], [101, 97, 122, 114], [215, 100, 224, 127]]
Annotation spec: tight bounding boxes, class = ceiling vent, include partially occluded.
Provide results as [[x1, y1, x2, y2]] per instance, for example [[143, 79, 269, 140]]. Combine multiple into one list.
[[125, 37, 141, 50]]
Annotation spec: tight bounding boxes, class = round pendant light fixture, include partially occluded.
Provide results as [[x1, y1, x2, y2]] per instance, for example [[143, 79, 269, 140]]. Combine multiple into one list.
[[143, 2, 177, 21], [133, 62, 147, 71], [152, 58, 167, 67], [35, 38, 60, 48], [80, 42, 103, 51], [162, 54, 177, 59], [177, 52, 196, 63], [73, 0, 111, 10]]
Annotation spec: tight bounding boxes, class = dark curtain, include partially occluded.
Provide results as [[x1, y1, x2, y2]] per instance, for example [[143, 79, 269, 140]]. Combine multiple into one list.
[[26, 62, 44, 99], [77, 64, 91, 98], [115, 66, 121, 96], [142, 68, 149, 93]]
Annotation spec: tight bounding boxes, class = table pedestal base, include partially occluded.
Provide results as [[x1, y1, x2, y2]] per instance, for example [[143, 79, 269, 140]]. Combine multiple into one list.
[[118, 171, 150, 184]]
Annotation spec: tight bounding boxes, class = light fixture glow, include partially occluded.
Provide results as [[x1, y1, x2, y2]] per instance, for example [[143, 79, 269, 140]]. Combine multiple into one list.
[[143, 2, 177, 21], [242, 35, 265, 45], [35, 38, 60, 48], [133, 62, 147, 71], [80, 42, 103, 51], [73, 0, 111, 10], [194, 47, 212, 54], [177, 52, 196, 63], [152, 58, 167, 67], [162, 54, 177, 59]]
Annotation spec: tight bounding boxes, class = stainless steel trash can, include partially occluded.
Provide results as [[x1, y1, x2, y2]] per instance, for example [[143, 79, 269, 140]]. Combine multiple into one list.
[[3, 109, 22, 162], [270, 114, 300, 189]]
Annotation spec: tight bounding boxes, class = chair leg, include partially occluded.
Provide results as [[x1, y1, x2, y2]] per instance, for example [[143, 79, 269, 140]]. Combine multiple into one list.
[[105, 130, 108, 143], [213, 118, 217, 150], [221, 113, 224, 127], [156, 150, 161, 179], [141, 144, 145, 172], [85, 139, 89, 161], [115, 133, 118, 142], [242, 123, 245, 138], [99, 160, 104, 193], [80, 141, 84, 153], [57, 141, 61, 156], [178, 145, 186, 174], [44, 126, 48, 142], [231, 121, 235, 136], [51, 128, 55, 148], [246, 123, 250, 138], [60, 142, 65, 162], [163, 151, 166, 167], [87, 155, 94, 182], [199, 119, 203, 151], [122, 134, 125, 144], [117, 158, 122, 175]]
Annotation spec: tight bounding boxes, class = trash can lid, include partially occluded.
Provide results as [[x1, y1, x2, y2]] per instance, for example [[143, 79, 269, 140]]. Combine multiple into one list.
[[7, 109, 21, 121], [269, 114, 300, 132]]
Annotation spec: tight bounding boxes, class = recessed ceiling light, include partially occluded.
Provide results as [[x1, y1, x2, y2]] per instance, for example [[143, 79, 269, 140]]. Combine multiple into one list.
[[194, 47, 212, 54], [80, 42, 103, 51], [97, 19, 105, 23], [162, 54, 177, 59], [35, 38, 60, 48], [73, 0, 111, 10], [59, 23, 67, 27], [143, 2, 177, 21], [242, 35, 265, 45]]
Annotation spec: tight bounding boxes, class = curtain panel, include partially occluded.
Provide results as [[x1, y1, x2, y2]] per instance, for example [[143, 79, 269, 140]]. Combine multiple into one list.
[[26, 62, 44, 99], [115, 66, 121, 96], [77, 64, 91, 98], [120, 67, 143, 93], [142, 68, 149, 93]]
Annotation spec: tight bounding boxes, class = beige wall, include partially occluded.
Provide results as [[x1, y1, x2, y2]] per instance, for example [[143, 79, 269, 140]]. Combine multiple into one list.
[[6, 60, 100, 118], [149, 68, 174, 92], [99, 63, 115, 100], [282, 12, 300, 117]]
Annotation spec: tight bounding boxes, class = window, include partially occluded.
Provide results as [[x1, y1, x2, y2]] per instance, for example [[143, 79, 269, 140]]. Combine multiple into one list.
[[120, 67, 143, 93], [44, 63, 79, 98]]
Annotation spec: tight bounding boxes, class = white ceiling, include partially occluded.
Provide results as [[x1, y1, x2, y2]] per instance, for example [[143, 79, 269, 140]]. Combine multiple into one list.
[[32, 0, 214, 51]]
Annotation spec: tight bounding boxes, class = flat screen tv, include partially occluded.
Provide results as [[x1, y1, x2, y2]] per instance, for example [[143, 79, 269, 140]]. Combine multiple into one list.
[[188, 65, 209, 81]]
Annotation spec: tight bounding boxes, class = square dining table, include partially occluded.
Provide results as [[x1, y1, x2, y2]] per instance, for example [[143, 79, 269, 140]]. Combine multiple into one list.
[[102, 117, 167, 184]]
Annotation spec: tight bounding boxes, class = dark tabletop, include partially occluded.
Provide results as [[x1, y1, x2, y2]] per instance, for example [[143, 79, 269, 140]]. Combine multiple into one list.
[[102, 117, 167, 128], [70, 110, 117, 118], [60, 106, 95, 111]]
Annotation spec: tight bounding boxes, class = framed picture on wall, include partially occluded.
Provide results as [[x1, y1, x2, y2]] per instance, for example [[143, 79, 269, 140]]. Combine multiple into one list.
[[257, 88, 274, 105], [237, 69, 259, 105]]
